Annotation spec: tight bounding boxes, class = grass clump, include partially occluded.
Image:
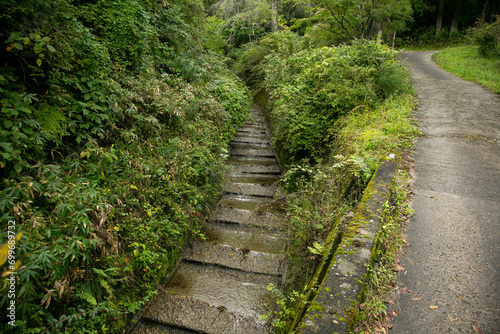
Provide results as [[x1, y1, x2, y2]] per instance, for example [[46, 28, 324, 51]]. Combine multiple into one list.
[[433, 46, 500, 94]]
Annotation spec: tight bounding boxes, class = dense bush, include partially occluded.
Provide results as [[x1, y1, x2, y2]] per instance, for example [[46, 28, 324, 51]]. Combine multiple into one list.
[[0, 0, 250, 332], [473, 18, 500, 57], [263, 40, 413, 163]]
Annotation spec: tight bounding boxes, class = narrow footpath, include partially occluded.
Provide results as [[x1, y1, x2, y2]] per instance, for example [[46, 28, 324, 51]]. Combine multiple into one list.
[[128, 106, 287, 333], [390, 52, 500, 333]]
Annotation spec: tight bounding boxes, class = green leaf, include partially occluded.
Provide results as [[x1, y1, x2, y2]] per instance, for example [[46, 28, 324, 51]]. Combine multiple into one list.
[[14, 42, 23, 50], [36, 58, 42, 67], [0, 142, 13, 152], [46, 44, 56, 52], [14, 162, 22, 174]]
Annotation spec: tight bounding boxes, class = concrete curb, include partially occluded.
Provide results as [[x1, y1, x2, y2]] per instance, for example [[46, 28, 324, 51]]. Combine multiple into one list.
[[298, 160, 398, 333]]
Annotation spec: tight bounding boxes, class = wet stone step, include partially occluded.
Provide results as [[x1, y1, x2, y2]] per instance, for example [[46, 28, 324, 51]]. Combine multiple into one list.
[[211, 206, 285, 228], [141, 293, 269, 334], [163, 261, 277, 318], [231, 142, 271, 149], [217, 194, 284, 213], [239, 125, 267, 131], [231, 164, 282, 174], [244, 121, 265, 126], [231, 138, 271, 147], [132, 320, 198, 334], [183, 241, 286, 276], [237, 129, 267, 136], [227, 156, 277, 165], [230, 148, 276, 158], [202, 222, 287, 254], [223, 182, 282, 198], [226, 173, 279, 184]]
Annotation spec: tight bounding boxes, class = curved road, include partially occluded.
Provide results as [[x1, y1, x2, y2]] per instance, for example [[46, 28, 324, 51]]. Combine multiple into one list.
[[390, 52, 500, 333]]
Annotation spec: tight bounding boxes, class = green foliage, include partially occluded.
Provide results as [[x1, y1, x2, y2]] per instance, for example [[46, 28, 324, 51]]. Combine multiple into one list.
[[396, 28, 467, 49], [261, 283, 303, 331], [209, 0, 275, 50], [472, 18, 500, 57], [232, 30, 302, 87], [263, 40, 413, 163], [0, 0, 251, 332], [292, 0, 413, 45]]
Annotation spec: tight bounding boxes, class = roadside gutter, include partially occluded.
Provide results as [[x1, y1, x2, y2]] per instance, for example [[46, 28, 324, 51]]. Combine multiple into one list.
[[297, 159, 398, 333]]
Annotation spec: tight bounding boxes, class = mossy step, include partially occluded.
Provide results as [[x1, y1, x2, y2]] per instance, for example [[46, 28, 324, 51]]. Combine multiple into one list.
[[230, 142, 272, 149], [227, 156, 277, 165], [231, 136, 271, 144], [223, 182, 282, 197], [183, 240, 286, 276], [231, 164, 281, 174], [141, 292, 269, 334], [131, 320, 198, 334], [226, 173, 279, 184], [202, 222, 287, 254], [230, 148, 276, 158], [148, 261, 276, 318], [211, 206, 285, 228], [217, 194, 285, 213], [237, 129, 267, 135]]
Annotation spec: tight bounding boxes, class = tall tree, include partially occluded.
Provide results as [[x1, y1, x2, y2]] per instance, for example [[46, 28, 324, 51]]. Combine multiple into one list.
[[436, 0, 445, 34], [293, 0, 413, 44]]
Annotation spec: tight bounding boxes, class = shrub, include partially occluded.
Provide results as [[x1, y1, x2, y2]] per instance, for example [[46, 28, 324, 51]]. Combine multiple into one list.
[[473, 18, 500, 57], [263, 40, 412, 163]]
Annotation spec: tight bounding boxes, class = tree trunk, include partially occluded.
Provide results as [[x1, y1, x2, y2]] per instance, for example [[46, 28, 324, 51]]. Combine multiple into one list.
[[271, 0, 278, 32], [436, 0, 445, 35], [450, 0, 462, 32]]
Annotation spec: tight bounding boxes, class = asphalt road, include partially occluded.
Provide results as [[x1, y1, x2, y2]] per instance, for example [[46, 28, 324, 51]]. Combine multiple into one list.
[[389, 52, 500, 333]]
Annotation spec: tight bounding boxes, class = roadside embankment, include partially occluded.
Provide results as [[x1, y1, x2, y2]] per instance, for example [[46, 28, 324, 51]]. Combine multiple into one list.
[[291, 160, 398, 333]]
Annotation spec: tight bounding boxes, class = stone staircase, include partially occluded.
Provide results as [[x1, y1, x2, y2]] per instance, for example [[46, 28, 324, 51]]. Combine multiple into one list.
[[129, 106, 287, 334]]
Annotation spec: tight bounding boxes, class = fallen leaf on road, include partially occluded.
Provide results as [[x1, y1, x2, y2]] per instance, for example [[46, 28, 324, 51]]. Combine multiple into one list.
[[473, 325, 483, 333], [395, 264, 405, 271], [392, 311, 398, 316], [428, 305, 438, 309]]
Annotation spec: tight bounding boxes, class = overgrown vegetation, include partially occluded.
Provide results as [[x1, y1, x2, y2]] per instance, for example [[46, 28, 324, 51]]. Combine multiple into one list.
[[0, 0, 250, 332], [1, 0, 498, 332], [238, 38, 420, 332], [353, 161, 414, 333]]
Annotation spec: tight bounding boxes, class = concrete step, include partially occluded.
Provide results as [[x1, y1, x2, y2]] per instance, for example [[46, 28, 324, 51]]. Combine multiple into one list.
[[227, 156, 277, 165], [231, 137, 271, 145], [230, 148, 276, 158], [132, 320, 198, 334], [202, 222, 287, 254], [226, 173, 279, 184], [183, 241, 286, 276], [217, 194, 284, 213], [237, 129, 267, 136], [231, 141, 272, 149], [140, 292, 269, 334], [152, 262, 276, 318], [223, 182, 282, 197], [211, 205, 285, 228], [231, 164, 282, 174]]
